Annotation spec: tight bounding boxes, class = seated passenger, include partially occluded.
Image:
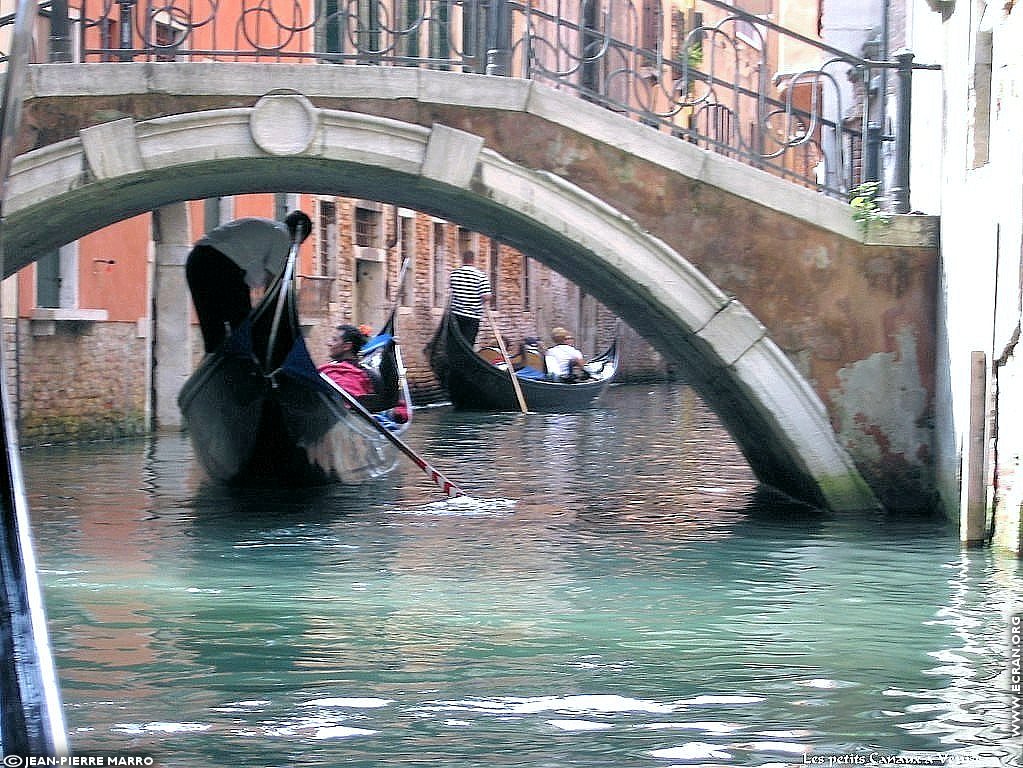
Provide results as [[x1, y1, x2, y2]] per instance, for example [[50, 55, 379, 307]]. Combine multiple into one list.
[[513, 335, 547, 379], [544, 327, 589, 382], [318, 324, 376, 404]]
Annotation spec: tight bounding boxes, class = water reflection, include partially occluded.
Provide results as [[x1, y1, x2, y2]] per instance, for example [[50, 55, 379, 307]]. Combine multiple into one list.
[[20, 384, 1023, 767]]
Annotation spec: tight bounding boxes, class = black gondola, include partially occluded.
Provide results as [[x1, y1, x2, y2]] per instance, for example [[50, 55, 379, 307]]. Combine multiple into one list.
[[429, 310, 618, 412], [178, 242, 410, 486]]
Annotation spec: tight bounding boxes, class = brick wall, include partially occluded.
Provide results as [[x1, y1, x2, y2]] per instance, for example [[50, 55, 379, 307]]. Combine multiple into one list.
[[15, 319, 148, 444]]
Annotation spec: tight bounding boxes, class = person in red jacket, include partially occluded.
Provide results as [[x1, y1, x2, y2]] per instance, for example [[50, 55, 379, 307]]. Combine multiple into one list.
[[319, 324, 410, 428], [318, 324, 375, 400]]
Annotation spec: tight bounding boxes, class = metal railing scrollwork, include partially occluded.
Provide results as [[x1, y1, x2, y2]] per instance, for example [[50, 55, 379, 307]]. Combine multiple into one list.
[[0, 0, 938, 205]]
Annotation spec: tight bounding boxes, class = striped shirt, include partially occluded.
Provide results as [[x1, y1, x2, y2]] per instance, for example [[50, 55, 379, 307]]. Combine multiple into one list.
[[449, 265, 492, 319]]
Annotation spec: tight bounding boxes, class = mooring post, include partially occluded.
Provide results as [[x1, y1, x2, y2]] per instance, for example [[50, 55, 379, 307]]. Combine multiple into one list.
[[963, 350, 989, 546]]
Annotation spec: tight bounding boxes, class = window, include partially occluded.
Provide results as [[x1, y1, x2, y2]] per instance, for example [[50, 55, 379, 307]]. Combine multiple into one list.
[[355, 206, 381, 247], [521, 253, 531, 312], [151, 11, 188, 61], [729, 0, 771, 50], [275, 193, 299, 225], [39, 4, 83, 63], [673, 8, 704, 69], [641, 0, 662, 53], [488, 239, 499, 309], [35, 244, 78, 309], [318, 200, 337, 277], [203, 198, 223, 232], [581, 0, 601, 94], [357, 0, 381, 58], [432, 222, 447, 307], [36, 250, 61, 309], [457, 227, 474, 261]]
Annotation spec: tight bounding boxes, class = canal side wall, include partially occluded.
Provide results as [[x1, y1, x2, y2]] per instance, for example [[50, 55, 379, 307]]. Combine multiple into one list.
[[4, 318, 148, 444]]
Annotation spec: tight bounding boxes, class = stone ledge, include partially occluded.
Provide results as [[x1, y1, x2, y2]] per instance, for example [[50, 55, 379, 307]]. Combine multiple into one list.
[[30, 308, 109, 336]]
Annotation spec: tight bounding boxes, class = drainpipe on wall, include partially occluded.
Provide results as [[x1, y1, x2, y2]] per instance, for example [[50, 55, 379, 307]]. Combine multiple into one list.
[[890, 49, 915, 213]]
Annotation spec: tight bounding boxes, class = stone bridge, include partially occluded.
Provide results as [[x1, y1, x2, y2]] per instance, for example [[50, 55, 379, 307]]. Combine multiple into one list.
[[2, 63, 940, 514]]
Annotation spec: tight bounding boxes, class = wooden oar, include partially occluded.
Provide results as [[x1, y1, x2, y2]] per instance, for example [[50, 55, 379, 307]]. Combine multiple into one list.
[[485, 306, 529, 414], [319, 373, 466, 498]]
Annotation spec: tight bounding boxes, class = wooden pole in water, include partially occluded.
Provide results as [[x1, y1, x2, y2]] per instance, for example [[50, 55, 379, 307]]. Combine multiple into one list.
[[962, 350, 989, 546]]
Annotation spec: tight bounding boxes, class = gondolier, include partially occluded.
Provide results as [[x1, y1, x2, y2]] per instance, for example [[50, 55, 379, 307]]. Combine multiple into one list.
[[448, 250, 492, 346], [186, 210, 312, 352], [178, 231, 415, 487]]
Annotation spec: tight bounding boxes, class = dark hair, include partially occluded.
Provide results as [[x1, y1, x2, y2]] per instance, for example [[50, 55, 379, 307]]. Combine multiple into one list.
[[284, 210, 312, 242], [336, 324, 367, 354]]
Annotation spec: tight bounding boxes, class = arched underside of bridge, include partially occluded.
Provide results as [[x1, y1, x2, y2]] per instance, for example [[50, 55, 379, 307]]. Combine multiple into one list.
[[1, 89, 880, 513]]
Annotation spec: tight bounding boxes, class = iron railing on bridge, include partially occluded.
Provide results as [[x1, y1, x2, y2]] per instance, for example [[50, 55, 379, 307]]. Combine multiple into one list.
[[1, 0, 937, 207]]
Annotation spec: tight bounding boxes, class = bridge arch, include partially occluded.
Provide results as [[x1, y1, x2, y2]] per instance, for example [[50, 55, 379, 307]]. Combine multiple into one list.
[[3, 92, 877, 512]]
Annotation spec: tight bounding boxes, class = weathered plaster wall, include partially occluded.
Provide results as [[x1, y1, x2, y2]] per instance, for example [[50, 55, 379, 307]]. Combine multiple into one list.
[[914, 0, 1023, 550]]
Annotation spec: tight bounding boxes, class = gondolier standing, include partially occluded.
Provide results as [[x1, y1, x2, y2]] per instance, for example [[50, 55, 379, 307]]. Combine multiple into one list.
[[186, 210, 312, 352], [448, 250, 492, 346]]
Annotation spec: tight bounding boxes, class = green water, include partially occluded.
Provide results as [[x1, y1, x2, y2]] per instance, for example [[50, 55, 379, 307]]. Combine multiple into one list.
[[21, 385, 1021, 767]]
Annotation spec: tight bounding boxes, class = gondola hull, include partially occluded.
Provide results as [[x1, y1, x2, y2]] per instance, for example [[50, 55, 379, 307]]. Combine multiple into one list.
[[178, 246, 408, 487], [178, 348, 399, 486], [430, 312, 618, 412]]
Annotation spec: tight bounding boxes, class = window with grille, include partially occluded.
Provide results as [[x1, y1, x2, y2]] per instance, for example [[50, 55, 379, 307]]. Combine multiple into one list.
[[641, 0, 662, 52], [489, 239, 499, 309], [432, 222, 447, 307], [457, 228, 473, 260], [521, 253, 531, 312], [318, 201, 337, 277], [355, 206, 381, 247]]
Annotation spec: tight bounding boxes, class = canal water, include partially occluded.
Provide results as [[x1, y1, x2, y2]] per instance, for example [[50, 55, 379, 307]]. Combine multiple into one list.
[[21, 384, 1021, 767]]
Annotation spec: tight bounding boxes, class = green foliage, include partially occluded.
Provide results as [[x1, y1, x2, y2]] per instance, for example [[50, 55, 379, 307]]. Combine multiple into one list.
[[849, 182, 891, 236], [686, 42, 703, 68]]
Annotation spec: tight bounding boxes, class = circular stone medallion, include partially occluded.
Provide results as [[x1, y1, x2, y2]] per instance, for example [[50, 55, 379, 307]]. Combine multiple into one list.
[[250, 93, 318, 155]]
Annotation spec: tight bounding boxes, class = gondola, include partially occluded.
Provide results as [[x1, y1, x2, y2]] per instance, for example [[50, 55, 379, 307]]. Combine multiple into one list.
[[428, 310, 619, 412], [178, 241, 411, 486]]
